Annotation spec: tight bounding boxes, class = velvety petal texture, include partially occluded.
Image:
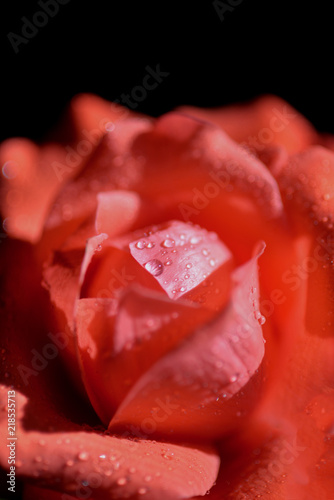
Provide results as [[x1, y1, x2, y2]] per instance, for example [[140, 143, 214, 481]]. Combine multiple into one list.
[[0, 387, 220, 499]]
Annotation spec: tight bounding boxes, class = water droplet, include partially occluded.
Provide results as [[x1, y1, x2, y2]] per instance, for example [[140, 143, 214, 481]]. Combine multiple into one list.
[[138, 487, 148, 495], [144, 259, 164, 277], [209, 258, 216, 267], [78, 451, 89, 461], [146, 242, 155, 249], [162, 450, 174, 460], [186, 263, 192, 269], [161, 238, 175, 248], [165, 259, 173, 266], [110, 455, 117, 461], [99, 454, 106, 459], [202, 248, 210, 256], [180, 286, 187, 292], [144, 475, 152, 482], [117, 477, 127, 486], [129, 466, 136, 474], [230, 375, 238, 383], [66, 459, 74, 467], [135, 240, 146, 249], [190, 235, 202, 244], [2, 161, 18, 179]]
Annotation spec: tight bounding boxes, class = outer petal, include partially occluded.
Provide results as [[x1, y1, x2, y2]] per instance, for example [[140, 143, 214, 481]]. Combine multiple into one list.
[[44, 118, 153, 238], [0, 388, 220, 500], [109, 245, 266, 441], [274, 146, 334, 337], [0, 140, 67, 243], [177, 94, 317, 153]]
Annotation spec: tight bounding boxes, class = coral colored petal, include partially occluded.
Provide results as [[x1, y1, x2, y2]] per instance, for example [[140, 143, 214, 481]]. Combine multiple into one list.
[[177, 94, 317, 153], [109, 245, 266, 440], [75, 288, 217, 424], [79, 233, 109, 287], [41, 247, 85, 392], [45, 118, 152, 234], [135, 111, 284, 221], [61, 93, 138, 144], [0, 388, 220, 500], [275, 146, 334, 337], [129, 220, 233, 304], [95, 191, 142, 236], [0, 139, 68, 242]]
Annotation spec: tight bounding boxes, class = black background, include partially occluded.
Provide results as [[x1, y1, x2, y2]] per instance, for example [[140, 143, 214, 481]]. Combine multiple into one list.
[[1, 0, 333, 143]]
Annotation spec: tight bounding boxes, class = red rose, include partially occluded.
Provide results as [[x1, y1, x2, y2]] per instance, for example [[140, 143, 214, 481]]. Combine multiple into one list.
[[1, 94, 333, 499]]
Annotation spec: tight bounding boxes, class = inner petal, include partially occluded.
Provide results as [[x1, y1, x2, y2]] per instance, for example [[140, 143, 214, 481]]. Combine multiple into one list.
[[129, 220, 233, 304]]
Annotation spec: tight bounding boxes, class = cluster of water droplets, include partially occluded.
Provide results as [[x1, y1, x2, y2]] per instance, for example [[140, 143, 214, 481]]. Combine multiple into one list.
[[131, 223, 227, 302]]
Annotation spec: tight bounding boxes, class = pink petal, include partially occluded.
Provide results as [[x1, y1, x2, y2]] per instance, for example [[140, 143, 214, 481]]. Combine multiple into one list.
[[177, 94, 317, 153], [75, 288, 217, 425], [0, 387, 220, 500], [95, 191, 141, 236], [129, 220, 233, 303], [109, 245, 266, 440]]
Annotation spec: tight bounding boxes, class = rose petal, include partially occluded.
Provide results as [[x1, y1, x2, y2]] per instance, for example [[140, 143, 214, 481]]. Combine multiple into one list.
[[274, 146, 334, 337], [62, 93, 137, 144], [0, 140, 67, 243], [177, 94, 317, 153], [109, 245, 266, 440], [95, 191, 142, 236], [75, 288, 218, 424], [44, 118, 152, 236], [0, 388, 220, 500], [129, 220, 233, 304]]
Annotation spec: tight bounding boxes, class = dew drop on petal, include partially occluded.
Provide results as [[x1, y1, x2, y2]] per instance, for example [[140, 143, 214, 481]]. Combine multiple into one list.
[[202, 248, 210, 256], [161, 238, 175, 248], [138, 487, 148, 495], [117, 477, 127, 486], [135, 240, 147, 250], [78, 451, 89, 461], [162, 450, 174, 460], [190, 235, 202, 245], [146, 242, 155, 249], [144, 259, 164, 276]]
